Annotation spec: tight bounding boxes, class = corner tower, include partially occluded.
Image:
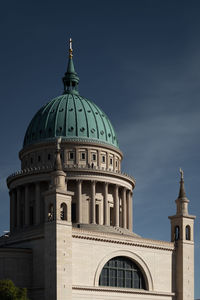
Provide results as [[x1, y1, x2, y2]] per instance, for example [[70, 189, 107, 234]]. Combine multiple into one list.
[[44, 138, 73, 300], [169, 169, 196, 300]]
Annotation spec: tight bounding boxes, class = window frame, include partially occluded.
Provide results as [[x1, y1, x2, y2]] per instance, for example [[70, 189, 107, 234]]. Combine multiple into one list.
[[99, 256, 146, 289]]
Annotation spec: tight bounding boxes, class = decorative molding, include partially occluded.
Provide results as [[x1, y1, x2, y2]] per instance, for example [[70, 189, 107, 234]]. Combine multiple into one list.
[[72, 285, 175, 297], [72, 228, 175, 251]]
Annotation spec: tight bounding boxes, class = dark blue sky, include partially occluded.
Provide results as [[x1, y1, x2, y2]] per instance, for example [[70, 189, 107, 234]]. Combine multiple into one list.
[[0, 0, 200, 296]]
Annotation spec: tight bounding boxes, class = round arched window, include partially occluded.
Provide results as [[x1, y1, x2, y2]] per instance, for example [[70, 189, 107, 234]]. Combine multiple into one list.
[[99, 256, 146, 289]]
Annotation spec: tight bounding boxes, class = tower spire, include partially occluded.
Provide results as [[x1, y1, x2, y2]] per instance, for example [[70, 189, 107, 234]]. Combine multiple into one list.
[[175, 168, 189, 215], [63, 38, 79, 95]]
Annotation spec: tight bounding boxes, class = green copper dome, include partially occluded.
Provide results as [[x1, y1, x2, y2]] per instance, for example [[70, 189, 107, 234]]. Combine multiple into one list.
[[23, 94, 119, 148], [23, 40, 119, 149]]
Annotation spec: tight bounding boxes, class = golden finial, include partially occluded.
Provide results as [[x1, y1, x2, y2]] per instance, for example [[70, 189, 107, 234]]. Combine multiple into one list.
[[179, 168, 184, 180], [69, 38, 73, 58]]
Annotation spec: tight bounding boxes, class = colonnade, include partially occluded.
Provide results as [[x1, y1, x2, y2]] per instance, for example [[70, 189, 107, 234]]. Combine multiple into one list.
[[9, 180, 133, 233], [75, 180, 133, 230], [10, 182, 42, 233]]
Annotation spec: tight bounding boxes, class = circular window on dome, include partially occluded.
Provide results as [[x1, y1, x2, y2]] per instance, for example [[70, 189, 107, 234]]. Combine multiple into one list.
[[99, 256, 146, 289]]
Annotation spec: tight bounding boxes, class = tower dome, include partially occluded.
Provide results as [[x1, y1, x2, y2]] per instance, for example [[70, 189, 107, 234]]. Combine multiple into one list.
[[23, 40, 119, 150]]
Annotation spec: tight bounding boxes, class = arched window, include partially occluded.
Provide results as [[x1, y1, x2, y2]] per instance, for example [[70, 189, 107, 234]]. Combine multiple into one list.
[[60, 203, 67, 221], [175, 226, 180, 241], [48, 203, 54, 221], [186, 225, 191, 240], [99, 256, 146, 289]]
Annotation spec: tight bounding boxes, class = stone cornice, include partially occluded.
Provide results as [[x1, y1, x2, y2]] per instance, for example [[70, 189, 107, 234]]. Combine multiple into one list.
[[7, 164, 135, 188], [72, 285, 175, 296], [72, 228, 175, 251]]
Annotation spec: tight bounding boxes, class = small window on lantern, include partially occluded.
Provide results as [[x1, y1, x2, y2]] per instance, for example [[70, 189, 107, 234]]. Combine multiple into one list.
[[81, 152, 86, 160], [69, 152, 74, 160]]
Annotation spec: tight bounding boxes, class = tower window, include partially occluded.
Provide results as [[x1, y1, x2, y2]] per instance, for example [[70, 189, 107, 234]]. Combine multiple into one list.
[[110, 158, 113, 165], [38, 156, 41, 162], [99, 256, 146, 289], [175, 226, 180, 241], [186, 225, 191, 240], [60, 203, 67, 221], [102, 155, 106, 163], [92, 154, 96, 161], [48, 154, 51, 161], [30, 157, 33, 164]]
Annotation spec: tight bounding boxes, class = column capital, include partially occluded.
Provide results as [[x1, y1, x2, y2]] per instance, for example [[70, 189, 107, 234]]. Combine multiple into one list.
[[76, 179, 82, 184]]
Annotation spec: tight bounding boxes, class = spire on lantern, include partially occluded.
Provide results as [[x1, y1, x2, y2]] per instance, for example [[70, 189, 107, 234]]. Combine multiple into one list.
[[54, 137, 62, 171], [63, 38, 79, 95]]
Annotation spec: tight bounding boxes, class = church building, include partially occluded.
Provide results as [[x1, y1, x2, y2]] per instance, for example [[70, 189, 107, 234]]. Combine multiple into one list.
[[0, 39, 196, 300]]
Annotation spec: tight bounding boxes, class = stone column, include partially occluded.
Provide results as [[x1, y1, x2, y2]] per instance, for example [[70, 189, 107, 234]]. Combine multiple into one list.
[[77, 180, 82, 223], [103, 182, 109, 225], [91, 181, 96, 224], [127, 190, 133, 231], [17, 188, 21, 228], [35, 182, 40, 225], [122, 187, 127, 229], [10, 190, 15, 232], [114, 185, 119, 227], [24, 185, 29, 226]]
